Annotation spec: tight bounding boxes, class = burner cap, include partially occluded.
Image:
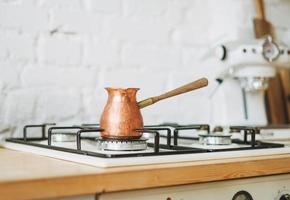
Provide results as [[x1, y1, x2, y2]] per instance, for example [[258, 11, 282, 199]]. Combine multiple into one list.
[[198, 134, 232, 145], [52, 133, 76, 142], [96, 138, 148, 151]]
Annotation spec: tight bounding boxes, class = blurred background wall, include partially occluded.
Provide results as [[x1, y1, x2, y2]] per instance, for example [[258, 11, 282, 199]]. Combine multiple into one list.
[[0, 0, 289, 136]]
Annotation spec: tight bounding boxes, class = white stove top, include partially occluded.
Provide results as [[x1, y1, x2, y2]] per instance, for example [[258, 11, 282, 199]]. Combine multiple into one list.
[[3, 140, 290, 168], [3, 125, 290, 168]]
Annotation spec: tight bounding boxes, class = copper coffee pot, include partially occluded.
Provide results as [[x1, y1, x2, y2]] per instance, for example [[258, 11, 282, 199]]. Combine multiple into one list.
[[100, 77, 208, 139]]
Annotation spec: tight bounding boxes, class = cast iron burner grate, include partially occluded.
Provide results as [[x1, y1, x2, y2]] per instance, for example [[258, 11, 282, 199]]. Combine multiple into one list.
[[5, 123, 284, 158]]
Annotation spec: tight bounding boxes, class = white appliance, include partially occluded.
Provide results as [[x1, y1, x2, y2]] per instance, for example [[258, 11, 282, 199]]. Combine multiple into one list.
[[98, 174, 290, 200], [211, 36, 290, 126], [3, 124, 290, 168]]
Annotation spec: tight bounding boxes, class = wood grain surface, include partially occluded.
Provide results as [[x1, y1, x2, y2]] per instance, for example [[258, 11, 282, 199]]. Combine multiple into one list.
[[138, 77, 208, 109], [266, 68, 290, 124], [1, 148, 290, 200], [279, 68, 290, 121], [253, 0, 273, 38]]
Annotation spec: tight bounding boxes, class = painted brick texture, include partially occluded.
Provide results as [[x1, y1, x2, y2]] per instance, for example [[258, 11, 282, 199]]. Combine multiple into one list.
[[0, 0, 289, 136]]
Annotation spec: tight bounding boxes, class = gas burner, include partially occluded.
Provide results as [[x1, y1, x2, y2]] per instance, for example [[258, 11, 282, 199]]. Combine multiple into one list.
[[198, 133, 232, 145], [96, 138, 148, 151], [5, 123, 285, 162], [52, 132, 76, 142], [197, 126, 232, 145]]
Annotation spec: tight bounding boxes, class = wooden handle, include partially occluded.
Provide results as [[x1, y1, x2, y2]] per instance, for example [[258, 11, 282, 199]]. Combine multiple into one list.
[[138, 77, 208, 109], [255, 0, 265, 19]]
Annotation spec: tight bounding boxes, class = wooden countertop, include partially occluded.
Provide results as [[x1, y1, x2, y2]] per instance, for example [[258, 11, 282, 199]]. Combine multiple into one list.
[[1, 148, 290, 200]]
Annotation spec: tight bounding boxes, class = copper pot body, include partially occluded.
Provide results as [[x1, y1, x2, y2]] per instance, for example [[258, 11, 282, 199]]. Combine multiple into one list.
[[100, 88, 143, 139]]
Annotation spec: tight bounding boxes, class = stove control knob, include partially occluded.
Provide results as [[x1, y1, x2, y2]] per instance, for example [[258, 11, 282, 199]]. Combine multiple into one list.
[[215, 45, 227, 61], [280, 194, 290, 200], [232, 191, 253, 200]]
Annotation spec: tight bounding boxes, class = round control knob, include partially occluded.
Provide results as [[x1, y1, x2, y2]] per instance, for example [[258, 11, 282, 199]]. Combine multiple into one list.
[[262, 36, 280, 62], [215, 45, 227, 61], [280, 194, 290, 200], [232, 191, 253, 200]]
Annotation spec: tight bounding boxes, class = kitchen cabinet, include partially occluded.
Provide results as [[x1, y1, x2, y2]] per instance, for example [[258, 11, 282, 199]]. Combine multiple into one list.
[[51, 174, 290, 200], [2, 148, 290, 200], [98, 174, 290, 200]]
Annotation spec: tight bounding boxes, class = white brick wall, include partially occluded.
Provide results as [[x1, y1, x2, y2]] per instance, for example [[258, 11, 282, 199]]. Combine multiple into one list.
[[38, 34, 82, 66], [0, 0, 289, 136], [0, 2, 48, 33], [121, 44, 181, 68], [0, 31, 35, 62]]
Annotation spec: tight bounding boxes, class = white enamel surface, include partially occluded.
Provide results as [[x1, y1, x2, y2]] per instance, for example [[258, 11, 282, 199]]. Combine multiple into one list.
[[4, 128, 290, 168], [3, 141, 290, 168]]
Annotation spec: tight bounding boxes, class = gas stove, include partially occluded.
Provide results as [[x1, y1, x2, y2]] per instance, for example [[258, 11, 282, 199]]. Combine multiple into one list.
[[3, 123, 290, 168]]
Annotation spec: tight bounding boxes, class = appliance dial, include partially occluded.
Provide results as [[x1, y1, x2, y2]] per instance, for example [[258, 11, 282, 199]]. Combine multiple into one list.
[[215, 45, 227, 61], [262, 36, 280, 62], [280, 194, 290, 200], [232, 190, 253, 200]]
